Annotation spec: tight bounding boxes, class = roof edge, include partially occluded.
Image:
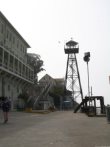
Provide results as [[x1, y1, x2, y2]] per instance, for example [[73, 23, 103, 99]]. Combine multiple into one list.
[[0, 11, 30, 48]]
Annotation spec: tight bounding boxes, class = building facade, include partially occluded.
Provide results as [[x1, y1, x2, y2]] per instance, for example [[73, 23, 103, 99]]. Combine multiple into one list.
[[0, 12, 34, 109]]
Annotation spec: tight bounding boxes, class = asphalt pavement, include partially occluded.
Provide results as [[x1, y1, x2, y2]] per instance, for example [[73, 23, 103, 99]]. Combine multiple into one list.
[[0, 110, 110, 147]]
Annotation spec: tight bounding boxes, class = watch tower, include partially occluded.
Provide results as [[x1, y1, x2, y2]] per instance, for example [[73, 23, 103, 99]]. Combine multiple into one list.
[[64, 39, 83, 104]]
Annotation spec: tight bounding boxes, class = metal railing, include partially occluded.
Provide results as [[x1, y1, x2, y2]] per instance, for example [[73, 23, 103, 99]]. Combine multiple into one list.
[[0, 46, 34, 82]]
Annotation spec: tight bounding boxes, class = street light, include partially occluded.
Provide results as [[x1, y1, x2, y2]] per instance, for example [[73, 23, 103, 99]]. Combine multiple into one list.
[[83, 52, 91, 106]]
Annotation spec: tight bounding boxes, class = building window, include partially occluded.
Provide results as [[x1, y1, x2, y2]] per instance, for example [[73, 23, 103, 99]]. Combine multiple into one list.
[[7, 30, 9, 38], [1, 24, 4, 33], [13, 36, 15, 44], [9, 33, 12, 41], [17, 40, 19, 48], [21, 44, 22, 51], [17, 87, 19, 93], [8, 85, 10, 91]]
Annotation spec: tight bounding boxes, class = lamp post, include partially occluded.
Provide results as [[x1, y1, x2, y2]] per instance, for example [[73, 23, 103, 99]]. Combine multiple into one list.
[[83, 52, 90, 106]]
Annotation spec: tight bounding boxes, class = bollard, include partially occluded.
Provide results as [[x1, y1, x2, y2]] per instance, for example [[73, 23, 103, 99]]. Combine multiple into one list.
[[106, 105, 110, 123]]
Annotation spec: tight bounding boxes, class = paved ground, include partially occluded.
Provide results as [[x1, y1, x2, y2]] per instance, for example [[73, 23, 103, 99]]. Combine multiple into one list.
[[0, 110, 110, 147]]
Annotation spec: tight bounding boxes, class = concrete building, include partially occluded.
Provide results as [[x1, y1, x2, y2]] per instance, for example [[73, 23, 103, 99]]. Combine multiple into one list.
[[0, 12, 34, 109]]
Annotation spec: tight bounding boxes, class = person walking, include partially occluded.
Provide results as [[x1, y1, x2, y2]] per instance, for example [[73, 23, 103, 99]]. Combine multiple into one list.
[[1, 97, 11, 123]]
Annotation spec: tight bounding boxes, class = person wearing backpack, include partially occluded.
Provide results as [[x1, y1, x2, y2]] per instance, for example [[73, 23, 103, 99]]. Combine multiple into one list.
[[1, 97, 11, 123]]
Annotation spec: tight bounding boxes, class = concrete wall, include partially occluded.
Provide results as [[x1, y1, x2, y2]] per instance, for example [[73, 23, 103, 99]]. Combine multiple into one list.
[[0, 75, 23, 108]]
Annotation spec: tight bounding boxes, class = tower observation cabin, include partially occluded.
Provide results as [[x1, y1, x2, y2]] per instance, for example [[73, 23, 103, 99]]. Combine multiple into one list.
[[64, 40, 79, 54]]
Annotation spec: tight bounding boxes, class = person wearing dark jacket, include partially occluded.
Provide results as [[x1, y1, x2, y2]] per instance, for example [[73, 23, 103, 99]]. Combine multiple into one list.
[[1, 97, 11, 123]]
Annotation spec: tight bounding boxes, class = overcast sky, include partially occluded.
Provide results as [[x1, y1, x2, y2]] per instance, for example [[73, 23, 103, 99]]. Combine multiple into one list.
[[0, 0, 110, 105]]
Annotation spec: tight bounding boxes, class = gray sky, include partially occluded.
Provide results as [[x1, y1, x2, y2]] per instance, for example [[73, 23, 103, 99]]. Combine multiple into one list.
[[1, 0, 110, 105]]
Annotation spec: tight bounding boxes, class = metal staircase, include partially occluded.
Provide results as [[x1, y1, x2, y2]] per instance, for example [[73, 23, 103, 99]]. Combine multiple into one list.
[[33, 83, 51, 109]]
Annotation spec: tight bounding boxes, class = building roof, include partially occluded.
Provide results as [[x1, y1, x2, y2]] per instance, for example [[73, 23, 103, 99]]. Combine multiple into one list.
[[0, 11, 30, 48], [66, 40, 78, 47], [39, 74, 54, 82], [54, 78, 64, 80], [54, 78, 64, 82]]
